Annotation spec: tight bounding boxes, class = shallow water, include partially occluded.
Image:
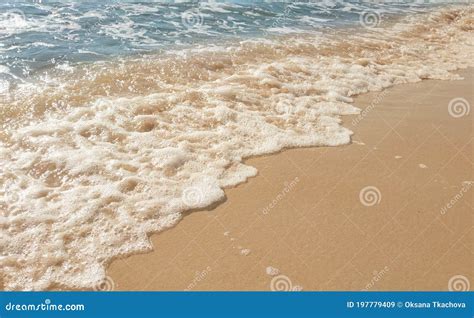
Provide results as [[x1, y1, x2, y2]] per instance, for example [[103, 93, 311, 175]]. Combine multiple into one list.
[[0, 1, 473, 290], [0, 0, 465, 79]]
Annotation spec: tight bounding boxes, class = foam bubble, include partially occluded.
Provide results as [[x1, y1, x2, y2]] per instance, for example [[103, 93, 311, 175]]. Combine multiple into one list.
[[240, 249, 251, 256], [266, 266, 280, 276], [0, 79, 10, 94]]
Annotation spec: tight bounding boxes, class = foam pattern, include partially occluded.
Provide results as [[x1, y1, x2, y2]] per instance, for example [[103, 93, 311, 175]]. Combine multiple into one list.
[[0, 7, 473, 290]]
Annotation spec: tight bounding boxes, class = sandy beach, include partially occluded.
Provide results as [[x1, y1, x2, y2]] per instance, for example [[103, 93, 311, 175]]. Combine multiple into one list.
[[106, 68, 473, 291], [1, 4, 473, 292]]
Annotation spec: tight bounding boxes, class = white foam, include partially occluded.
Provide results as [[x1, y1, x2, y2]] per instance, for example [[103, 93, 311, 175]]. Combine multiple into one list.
[[267, 27, 309, 34], [240, 249, 251, 256], [0, 79, 9, 94], [266, 266, 280, 276], [1, 6, 473, 291], [0, 8, 81, 38], [293, 285, 304, 291]]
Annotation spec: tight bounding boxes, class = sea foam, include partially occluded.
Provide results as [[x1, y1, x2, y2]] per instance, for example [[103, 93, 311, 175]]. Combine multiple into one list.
[[0, 6, 473, 290]]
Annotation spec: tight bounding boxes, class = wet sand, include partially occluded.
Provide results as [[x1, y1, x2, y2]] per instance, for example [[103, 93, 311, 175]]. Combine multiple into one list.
[[108, 68, 473, 291]]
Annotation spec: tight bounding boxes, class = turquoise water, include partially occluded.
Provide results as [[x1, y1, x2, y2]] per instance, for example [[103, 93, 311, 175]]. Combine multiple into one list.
[[0, 1, 451, 79]]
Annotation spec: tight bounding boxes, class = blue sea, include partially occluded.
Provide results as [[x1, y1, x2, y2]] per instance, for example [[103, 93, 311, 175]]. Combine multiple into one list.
[[0, 1, 465, 79]]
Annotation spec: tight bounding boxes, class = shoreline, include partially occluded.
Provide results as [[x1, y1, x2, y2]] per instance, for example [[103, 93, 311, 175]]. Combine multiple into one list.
[[1, 68, 471, 292], [0, 4, 472, 292], [105, 68, 473, 291]]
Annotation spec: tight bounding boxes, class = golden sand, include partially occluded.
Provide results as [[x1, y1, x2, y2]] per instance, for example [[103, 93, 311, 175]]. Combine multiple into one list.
[[107, 68, 473, 291]]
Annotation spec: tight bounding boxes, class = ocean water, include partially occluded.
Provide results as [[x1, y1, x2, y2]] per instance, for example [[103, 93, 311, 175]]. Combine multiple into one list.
[[0, 1, 473, 290]]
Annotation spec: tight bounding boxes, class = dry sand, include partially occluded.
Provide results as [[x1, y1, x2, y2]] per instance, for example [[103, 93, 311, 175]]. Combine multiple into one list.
[[108, 69, 473, 291]]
